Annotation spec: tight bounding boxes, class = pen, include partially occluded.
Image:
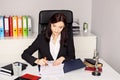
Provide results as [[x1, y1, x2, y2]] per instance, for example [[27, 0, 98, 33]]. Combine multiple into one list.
[[38, 65, 40, 72], [38, 57, 48, 72]]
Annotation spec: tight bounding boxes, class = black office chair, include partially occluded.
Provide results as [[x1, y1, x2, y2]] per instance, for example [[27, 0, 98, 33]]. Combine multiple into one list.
[[38, 10, 74, 58], [38, 10, 73, 34]]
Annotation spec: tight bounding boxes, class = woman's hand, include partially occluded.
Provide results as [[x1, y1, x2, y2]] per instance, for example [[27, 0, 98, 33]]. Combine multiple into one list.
[[35, 57, 48, 66], [53, 56, 65, 66]]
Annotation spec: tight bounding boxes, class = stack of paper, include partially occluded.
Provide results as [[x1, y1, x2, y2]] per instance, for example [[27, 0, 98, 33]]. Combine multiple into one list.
[[40, 61, 64, 77]]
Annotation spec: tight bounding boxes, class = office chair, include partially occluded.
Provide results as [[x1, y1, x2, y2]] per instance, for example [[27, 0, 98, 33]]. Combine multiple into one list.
[[38, 10, 74, 58], [38, 10, 73, 34]]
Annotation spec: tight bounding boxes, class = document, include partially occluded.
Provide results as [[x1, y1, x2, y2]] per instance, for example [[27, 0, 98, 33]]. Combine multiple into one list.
[[40, 61, 64, 77]]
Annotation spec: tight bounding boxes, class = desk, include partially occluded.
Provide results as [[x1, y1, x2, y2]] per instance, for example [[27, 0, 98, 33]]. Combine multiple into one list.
[[0, 59, 120, 80]]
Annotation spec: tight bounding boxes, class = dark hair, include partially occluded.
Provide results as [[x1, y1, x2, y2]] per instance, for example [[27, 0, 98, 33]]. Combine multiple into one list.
[[45, 13, 68, 45]]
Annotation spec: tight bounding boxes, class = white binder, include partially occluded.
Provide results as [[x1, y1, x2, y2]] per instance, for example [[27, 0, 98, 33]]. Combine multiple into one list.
[[28, 16, 32, 36]]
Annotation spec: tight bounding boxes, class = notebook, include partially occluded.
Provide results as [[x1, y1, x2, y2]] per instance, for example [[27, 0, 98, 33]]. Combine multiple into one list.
[[0, 62, 28, 75]]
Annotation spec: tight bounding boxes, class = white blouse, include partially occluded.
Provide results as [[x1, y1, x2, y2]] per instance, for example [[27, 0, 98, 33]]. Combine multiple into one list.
[[49, 34, 61, 60]]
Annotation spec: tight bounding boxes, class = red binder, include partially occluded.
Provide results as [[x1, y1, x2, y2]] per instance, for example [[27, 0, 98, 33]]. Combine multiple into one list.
[[9, 16, 13, 37]]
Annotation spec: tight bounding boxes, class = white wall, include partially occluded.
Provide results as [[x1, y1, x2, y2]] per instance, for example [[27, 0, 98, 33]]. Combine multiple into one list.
[[0, 0, 92, 33], [92, 0, 120, 73]]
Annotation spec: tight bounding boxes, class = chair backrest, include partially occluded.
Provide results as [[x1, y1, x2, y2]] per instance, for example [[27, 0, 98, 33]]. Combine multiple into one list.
[[38, 10, 73, 34]]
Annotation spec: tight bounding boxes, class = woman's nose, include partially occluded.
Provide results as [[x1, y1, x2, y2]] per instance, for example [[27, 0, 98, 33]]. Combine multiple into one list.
[[54, 28, 59, 32]]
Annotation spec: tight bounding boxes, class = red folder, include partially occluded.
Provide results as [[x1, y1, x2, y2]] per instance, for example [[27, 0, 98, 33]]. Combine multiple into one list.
[[4, 16, 10, 37], [21, 73, 41, 80], [9, 16, 13, 37]]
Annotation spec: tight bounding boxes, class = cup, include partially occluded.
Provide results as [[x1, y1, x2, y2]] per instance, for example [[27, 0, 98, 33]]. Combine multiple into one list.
[[83, 22, 88, 32], [12, 62, 22, 76]]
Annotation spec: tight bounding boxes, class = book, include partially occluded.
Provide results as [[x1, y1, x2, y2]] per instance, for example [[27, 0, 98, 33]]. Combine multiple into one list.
[[0, 62, 28, 76], [84, 58, 103, 68]]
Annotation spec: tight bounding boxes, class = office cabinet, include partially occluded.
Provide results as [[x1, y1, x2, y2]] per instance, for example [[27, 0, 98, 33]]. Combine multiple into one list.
[[74, 31, 96, 59]]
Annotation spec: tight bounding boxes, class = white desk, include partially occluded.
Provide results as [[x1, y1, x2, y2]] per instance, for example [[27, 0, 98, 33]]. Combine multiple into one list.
[[0, 59, 120, 80]]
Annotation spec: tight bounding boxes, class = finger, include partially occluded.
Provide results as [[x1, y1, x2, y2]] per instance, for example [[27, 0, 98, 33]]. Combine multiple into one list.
[[53, 60, 60, 66], [38, 59, 46, 66], [43, 58, 48, 66]]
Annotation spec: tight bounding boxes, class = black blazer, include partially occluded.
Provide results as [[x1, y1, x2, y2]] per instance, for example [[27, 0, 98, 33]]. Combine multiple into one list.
[[21, 33, 75, 66]]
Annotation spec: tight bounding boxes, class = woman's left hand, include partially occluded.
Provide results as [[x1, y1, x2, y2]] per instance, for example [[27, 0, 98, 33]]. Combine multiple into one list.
[[53, 56, 65, 66]]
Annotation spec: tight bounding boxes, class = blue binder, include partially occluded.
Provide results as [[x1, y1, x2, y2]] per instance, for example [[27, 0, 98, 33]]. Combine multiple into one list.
[[0, 16, 4, 38], [63, 58, 85, 73]]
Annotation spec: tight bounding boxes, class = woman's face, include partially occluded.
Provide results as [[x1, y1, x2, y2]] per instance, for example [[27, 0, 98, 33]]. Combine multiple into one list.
[[51, 21, 65, 36]]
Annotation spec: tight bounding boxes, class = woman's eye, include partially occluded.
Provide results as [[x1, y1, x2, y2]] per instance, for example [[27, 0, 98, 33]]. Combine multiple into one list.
[[59, 27, 62, 29]]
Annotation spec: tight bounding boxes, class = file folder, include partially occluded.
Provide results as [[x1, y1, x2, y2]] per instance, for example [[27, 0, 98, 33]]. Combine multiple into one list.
[[9, 16, 13, 37], [0, 16, 4, 38], [4, 16, 9, 37], [28, 16, 32, 37], [18, 16, 23, 37], [63, 58, 85, 73], [22, 16, 28, 37], [12, 16, 18, 37]]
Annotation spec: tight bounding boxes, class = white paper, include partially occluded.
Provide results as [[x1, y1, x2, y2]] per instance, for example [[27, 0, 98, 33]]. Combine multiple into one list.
[[40, 61, 64, 77]]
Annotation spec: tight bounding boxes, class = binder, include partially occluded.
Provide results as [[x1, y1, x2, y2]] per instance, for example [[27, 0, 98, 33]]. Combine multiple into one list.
[[0, 16, 4, 38], [4, 16, 10, 37], [63, 58, 85, 73], [22, 16, 28, 37], [9, 16, 13, 37], [17, 16, 23, 37], [12, 16, 18, 37], [28, 16, 32, 36]]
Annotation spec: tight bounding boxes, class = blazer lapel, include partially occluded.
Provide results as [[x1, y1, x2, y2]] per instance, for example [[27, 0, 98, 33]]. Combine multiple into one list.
[[47, 43, 54, 60]]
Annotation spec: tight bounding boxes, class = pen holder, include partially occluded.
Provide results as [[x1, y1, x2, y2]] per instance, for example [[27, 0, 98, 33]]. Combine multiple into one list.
[[12, 62, 22, 76]]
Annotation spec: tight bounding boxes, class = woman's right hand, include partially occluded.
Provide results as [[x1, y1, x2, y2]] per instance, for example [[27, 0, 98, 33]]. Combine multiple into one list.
[[35, 58, 48, 66]]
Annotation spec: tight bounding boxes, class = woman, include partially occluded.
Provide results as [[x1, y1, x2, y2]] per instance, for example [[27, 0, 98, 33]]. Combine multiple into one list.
[[21, 13, 75, 66]]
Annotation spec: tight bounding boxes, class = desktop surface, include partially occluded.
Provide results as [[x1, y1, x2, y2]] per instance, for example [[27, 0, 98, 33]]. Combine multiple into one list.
[[0, 59, 120, 80]]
